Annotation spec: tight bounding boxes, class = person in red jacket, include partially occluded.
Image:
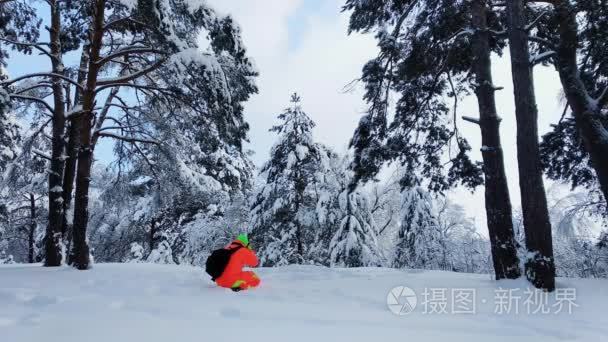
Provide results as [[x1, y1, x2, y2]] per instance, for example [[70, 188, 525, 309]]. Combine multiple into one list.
[[215, 234, 261, 292]]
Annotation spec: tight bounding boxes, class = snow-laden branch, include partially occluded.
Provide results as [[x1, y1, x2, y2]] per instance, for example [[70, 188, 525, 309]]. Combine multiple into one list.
[[32, 149, 52, 161], [526, 11, 547, 31], [8, 94, 54, 114], [597, 86, 608, 109], [2, 72, 84, 89], [530, 50, 556, 65], [527, 35, 557, 50], [65, 105, 85, 120], [95, 82, 174, 95], [96, 47, 165, 67], [451, 28, 475, 41], [96, 59, 166, 87], [103, 17, 149, 32], [0, 37, 55, 61], [96, 132, 160, 145], [489, 29, 507, 38], [14, 82, 54, 95], [94, 124, 144, 133]]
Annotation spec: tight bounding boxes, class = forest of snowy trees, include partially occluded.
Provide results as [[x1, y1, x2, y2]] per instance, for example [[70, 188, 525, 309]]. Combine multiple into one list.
[[1, 0, 607, 293]]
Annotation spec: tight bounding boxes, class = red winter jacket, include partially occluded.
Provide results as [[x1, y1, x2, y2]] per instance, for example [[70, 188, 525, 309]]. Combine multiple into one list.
[[215, 240, 259, 288]]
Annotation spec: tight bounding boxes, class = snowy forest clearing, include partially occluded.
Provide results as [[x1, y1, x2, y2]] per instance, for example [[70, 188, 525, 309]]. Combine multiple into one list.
[[1, 263, 607, 342]]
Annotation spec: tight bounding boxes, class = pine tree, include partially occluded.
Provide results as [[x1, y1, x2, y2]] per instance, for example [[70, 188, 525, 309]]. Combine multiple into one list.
[[0, 119, 48, 263], [0, 86, 19, 173], [251, 94, 324, 266], [468, 0, 521, 280], [535, 1, 608, 217], [311, 149, 351, 265], [504, 0, 556, 291], [329, 187, 383, 267], [394, 187, 441, 269], [343, 0, 520, 279]]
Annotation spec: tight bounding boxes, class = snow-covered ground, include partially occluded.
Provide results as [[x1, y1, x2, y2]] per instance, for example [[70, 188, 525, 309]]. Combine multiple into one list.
[[1, 263, 607, 342]]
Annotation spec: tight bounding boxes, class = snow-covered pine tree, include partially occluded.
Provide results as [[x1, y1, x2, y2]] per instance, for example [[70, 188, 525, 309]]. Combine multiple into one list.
[[329, 186, 383, 268], [251, 94, 325, 266], [86, 61, 257, 264], [0, 123, 48, 264], [393, 187, 441, 269], [552, 1, 608, 210], [537, 1, 608, 217], [343, 0, 522, 280], [0, 86, 19, 173], [308, 147, 349, 265], [0, 0, 34, 174]]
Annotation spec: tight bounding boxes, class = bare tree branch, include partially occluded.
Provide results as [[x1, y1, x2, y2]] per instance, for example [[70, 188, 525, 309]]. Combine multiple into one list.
[[462, 116, 481, 125]]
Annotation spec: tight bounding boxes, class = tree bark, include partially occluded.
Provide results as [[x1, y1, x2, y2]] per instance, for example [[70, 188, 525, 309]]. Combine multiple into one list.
[[61, 45, 90, 251], [552, 0, 608, 214], [149, 219, 156, 252], [70, 0, 106, 270], [506, 0, 555, 291], [28, 193, 36, 264], [44, 0, 66, 267], [470, 0, 521, 280]]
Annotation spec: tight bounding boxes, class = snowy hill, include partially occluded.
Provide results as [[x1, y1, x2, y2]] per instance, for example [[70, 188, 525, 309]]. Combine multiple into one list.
[[1, 264, 607, 342]]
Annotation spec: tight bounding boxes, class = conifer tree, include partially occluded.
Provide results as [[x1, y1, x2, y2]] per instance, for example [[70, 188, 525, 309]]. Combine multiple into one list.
[[330, 187, 383, 267], [505, 0, 555, 291], [343, 0, 520, 279], [251, 94, 324, 266], [394, 187, 441, 269]]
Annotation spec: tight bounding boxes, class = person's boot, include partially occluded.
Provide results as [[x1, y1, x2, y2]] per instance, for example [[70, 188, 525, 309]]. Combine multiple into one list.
[[231, 287, 242, 292]]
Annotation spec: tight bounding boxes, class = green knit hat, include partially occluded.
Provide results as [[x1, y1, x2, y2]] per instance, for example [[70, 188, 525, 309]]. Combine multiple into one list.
[[237, 233, 249, 246]]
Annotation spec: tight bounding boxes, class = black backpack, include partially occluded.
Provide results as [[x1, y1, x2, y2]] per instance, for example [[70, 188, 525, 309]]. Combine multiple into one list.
[[205, 246, 242, 281]]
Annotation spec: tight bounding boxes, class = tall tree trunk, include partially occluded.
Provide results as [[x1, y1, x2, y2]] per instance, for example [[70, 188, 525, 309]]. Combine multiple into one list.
[[44, 0, 66, 267], [506, 0, 555, 291], [62, 45, 90, 252], [469, 0, 521, 280], [552, 0, 608, 213], [149, 219, 156, 252], [28, 193, 36, 264], [70, 0, 105, 270]]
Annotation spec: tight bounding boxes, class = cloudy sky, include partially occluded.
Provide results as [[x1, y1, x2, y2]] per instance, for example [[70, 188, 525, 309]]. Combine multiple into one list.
[[5, 0, 566, 234], [204, 0, 377, 165]]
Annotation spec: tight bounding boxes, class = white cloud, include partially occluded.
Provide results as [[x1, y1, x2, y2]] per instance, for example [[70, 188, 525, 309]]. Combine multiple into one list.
[[206, 0, 376, 165], [207, 0, 567, 235]]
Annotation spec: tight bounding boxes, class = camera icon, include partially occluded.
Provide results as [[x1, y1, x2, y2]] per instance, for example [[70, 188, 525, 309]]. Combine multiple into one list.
[[387, 286, 417, 315]]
